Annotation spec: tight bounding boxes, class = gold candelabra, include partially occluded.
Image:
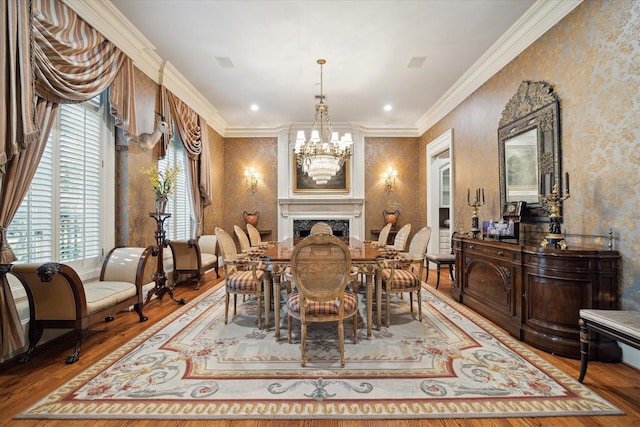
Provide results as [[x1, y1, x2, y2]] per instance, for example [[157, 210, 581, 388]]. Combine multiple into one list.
[[467, 187, 485, 238], [539, 172, 570, 249]]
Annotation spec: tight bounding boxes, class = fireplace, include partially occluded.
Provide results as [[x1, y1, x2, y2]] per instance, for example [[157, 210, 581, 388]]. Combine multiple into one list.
[[277, 197, 365, 240], [293, 219, 350, 237]]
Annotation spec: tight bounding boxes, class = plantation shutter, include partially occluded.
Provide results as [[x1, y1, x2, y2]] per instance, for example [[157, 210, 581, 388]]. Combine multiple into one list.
[[158, 139, 190, 240], [8, 96, 103, 263]]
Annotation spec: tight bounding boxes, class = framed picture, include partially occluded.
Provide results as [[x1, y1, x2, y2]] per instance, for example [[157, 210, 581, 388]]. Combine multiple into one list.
[[293, 154, 350, 193], [502, 201, 524, 218]]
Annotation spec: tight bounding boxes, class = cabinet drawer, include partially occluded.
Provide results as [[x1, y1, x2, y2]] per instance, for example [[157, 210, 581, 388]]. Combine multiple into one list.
[[462, 241, 520, 262]]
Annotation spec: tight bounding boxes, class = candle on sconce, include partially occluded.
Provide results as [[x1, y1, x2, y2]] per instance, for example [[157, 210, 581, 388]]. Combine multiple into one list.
[[565, 172, 570, 194], [476, 188, 480, 203], [540, 174, 545, 196], [482, 188, 485, 203], [467, 188, 470, 203]]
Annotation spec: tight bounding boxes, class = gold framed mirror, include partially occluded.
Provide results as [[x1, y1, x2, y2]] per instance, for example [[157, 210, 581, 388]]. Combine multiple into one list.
[[498, 81, 560, 223]]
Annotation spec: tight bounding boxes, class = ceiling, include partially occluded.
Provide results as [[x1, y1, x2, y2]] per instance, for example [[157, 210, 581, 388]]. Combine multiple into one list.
[[107, 0, 539, 132]]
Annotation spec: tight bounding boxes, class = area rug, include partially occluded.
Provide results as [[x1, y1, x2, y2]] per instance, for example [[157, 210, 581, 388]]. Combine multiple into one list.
[[17, 281, 622, 420]]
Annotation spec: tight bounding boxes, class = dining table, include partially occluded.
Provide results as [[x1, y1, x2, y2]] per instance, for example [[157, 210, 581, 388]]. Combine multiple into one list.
[[261, 237, 384, 340]]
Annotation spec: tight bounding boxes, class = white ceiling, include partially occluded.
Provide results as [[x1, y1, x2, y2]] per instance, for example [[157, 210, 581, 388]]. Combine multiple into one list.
[[104, 0, 554, 133]]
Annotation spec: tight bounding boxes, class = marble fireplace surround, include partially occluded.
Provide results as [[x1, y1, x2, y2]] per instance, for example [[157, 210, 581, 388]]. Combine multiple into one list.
[[277, 198, 365, 241]]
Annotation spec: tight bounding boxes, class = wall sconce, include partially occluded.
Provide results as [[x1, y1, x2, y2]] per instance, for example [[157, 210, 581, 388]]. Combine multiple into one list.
[[383, 167, 398, 192], [244, 167, 259, 193]]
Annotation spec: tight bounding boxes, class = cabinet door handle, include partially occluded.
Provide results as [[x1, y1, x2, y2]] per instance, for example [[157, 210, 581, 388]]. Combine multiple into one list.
[[522, 292, 527, 300], [468, 245, 474, 249], [498, 251, 504, 256]]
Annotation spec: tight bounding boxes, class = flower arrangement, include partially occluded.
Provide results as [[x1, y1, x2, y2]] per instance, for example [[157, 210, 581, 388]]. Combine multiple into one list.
[[142, 164, 182, 199]]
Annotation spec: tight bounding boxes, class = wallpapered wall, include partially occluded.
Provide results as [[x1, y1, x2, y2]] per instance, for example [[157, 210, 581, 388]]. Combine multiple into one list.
[[116, 0, 638, 310], [220, 138, 278, 243], [364, 137, 423, 243], [420, 0, 640, 310]]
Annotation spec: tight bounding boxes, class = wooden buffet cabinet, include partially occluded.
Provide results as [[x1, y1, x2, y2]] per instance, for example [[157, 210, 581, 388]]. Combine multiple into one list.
[[452, 234, 621, 360]]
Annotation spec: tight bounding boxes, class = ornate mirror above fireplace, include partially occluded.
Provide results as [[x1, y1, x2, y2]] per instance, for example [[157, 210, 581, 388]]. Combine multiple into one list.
[[498, 81, 561, 223]]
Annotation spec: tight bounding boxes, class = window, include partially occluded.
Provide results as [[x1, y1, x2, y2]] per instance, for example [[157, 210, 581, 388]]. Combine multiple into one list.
[[159, 135, 191, 240], [8, 95, 115, 276]]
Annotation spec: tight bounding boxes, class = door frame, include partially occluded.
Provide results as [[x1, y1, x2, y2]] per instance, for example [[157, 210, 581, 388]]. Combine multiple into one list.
[[426, 129, 453, 254]]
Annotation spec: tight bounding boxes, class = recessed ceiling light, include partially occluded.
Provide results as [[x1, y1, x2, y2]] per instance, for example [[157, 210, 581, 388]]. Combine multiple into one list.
[[383, 104, 393, 112], [250, 104, 259, 111]]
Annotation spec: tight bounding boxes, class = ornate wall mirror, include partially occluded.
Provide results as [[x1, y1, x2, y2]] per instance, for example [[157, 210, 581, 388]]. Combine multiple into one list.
[[498, 81, 560, 222]]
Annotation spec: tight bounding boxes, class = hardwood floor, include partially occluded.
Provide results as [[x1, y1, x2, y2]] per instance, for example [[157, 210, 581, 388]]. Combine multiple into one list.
[[1, 270, 638, 427]]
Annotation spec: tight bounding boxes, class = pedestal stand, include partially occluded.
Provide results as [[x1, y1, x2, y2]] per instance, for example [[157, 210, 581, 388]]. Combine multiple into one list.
[[145, 212, 186, 305]]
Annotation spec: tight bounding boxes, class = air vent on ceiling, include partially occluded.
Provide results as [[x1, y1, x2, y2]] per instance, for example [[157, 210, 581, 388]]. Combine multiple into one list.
[[407, 56, 427, 69], [216, 56, 235, 68]]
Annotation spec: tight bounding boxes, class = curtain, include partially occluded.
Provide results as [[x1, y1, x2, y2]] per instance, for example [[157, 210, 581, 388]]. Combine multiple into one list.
[[109, 57, 138, 142], [0, 0, 135, 361], [165, 89, 206, 237]]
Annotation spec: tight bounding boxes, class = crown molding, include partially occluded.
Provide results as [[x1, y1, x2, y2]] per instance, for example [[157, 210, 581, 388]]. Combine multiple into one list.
[[63, 0, 227, 135], [64, 0, 581, 140], [416, 0, 583, 135]]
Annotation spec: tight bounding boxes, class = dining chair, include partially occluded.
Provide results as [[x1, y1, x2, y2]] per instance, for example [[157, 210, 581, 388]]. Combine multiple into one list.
[[310, 221, 333, 235], [246, 223, 262, 247], [377, 222, 393, 246], [286, 234, 357, 367], [377, 225, 431, 327], [216, 227, 267, 329], [391, 223, 411, 251], [234, 224, 252, 252], [425, 231, 457, 289]]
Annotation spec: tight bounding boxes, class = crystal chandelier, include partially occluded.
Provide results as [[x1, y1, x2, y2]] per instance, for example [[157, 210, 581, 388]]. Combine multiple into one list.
[[294, 59, 353, 185]]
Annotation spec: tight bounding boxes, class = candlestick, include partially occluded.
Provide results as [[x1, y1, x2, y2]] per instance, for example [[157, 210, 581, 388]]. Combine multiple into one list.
[[467, 194, 486, 239], [539, 177, 571, 250]]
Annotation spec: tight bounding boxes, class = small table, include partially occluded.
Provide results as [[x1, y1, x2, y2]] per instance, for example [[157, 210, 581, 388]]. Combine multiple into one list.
[[262, 237, 381, 340]]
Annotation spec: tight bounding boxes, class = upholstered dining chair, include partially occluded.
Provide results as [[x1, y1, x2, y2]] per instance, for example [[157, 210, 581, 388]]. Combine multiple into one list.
[[391, 223, 412, 251], [287, 234, 357, 367], [246, 223, 262, 247], [310, 221, 333, 235], [234, 224, 252, 252], [216, 227, 267, 329], [377, 222, 393, 246], [425, 231, 457, 289], [377, 225, 431, 327]]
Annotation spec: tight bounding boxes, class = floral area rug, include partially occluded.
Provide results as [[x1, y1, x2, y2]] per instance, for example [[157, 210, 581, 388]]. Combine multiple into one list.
[[17, 281, 622, 420]]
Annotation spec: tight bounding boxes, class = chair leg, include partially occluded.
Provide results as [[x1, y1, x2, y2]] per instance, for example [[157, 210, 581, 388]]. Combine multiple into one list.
[[288, 314, 293, 343], [225, 292, 230, 324], [386, 284, 391, 328], [257, 292, 262, 330], [425, 262, 430, 282], [339, 320, 345, 368], [417, 289, 422, 322], [449, 264, 455, 281], [353, 312, 358, 344], [409, 292, 414, 313], [301, 321, 307, 367], [435, 264, 442, 289]]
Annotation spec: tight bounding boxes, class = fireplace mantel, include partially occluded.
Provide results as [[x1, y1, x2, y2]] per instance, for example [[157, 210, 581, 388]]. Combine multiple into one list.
[[277, 197, 365, 240]]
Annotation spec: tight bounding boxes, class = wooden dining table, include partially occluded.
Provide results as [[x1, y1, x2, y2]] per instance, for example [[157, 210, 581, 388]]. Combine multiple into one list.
[[261, 237, 383, 340]]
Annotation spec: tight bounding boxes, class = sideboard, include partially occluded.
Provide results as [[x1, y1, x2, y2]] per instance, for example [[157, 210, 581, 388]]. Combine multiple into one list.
[[452, 234, 621, 360]]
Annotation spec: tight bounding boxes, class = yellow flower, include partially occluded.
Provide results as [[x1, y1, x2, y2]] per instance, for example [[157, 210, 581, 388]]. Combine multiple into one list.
[[141, 164, 182, 198]]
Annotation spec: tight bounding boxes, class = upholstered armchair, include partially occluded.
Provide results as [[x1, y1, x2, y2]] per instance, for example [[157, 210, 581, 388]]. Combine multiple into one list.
[[391, 223, 411, 251], [287, 234, 357, 367], [216, 227, 268, 329], [168, 235, 219, 290], [376, 226, 431, 327], [246, 223, 262, 247], [234, 224, 253, 252], [377, 222, 393, 246]]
